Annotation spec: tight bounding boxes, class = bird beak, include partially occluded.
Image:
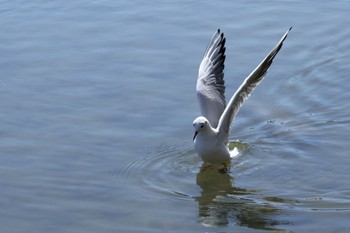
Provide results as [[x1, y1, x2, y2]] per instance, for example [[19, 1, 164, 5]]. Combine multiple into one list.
[[193, 131, 198, 141]]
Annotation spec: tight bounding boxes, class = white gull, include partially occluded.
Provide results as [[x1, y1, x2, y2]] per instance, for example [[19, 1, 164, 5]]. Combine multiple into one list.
[[193, 27, 292, 164]]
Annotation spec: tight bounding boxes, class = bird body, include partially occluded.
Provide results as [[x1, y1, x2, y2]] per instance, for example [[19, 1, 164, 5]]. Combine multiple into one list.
[[193, 116, 230, 163]]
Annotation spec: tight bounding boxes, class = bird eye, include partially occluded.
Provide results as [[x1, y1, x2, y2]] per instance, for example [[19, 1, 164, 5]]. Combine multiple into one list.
[[200, 125, 204, 128]]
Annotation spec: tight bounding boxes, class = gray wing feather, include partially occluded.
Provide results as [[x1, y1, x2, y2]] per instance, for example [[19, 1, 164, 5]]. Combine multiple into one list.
[[217, 27, 292, 139], [197, 29, 226, 128]]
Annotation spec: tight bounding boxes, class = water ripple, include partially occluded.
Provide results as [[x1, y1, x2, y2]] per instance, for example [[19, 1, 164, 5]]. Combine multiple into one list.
[[117, 141, 250, 205], [117, 142, 201, 204]]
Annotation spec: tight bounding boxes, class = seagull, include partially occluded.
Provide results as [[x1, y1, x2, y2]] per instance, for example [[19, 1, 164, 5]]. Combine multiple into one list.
[[193, 27, 292, 164]]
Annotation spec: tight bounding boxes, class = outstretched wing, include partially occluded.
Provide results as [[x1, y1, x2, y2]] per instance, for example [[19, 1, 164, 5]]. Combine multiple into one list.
[[196, 29, 226, 128], [217, 27, 292, 139]]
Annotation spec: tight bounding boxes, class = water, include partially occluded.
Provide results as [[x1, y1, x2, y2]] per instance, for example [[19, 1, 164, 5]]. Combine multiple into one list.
[[1, 1, 350, 232]]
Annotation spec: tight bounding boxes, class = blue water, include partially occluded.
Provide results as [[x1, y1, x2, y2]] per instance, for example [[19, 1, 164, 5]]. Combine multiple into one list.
[[1, 1, 350, 232]]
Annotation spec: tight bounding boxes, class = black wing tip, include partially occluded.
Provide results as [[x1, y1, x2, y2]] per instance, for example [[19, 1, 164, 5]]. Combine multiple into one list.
[[275, 27, 292, 52], [217, 28, 225, 38], [216, 29, 226, 52], [283, 26, 293, 40]]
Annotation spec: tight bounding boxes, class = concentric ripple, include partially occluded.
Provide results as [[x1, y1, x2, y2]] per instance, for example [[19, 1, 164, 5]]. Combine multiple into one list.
[[117, 142, 201, 204], [117, 141, 248, 205]]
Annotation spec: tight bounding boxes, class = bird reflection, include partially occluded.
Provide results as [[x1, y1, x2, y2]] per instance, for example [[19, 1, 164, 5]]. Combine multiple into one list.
[[195, 166, 288, 230]]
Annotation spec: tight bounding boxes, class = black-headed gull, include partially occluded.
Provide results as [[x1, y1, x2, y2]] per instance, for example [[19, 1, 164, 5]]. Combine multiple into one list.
[[193, 27, 292, 163]]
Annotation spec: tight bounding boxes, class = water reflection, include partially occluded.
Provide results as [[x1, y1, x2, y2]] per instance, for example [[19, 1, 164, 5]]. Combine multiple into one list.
[[195, 167, 288, 230]]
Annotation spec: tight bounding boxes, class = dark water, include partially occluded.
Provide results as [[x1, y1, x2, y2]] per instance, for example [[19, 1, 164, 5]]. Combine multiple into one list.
[[1, 1, 349, 232]]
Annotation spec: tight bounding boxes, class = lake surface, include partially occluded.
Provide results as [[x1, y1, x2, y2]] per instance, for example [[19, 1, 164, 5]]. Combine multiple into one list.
[[1, 1, 350, 232]]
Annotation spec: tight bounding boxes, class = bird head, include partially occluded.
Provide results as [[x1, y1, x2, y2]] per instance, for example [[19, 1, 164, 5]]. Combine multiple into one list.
[[192, 116, 209, 141]]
